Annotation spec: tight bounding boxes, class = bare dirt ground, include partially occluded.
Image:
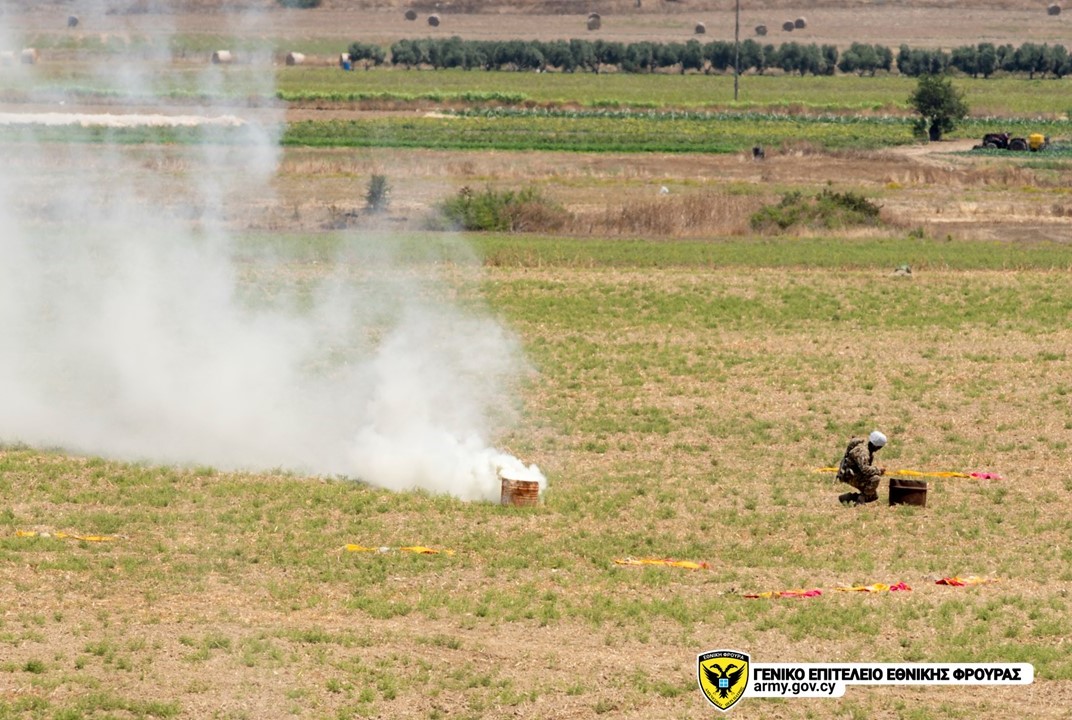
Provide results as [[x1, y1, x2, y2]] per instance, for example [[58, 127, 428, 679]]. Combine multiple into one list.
[[14, 138, 1066, 243], [258, 141, 1072, 243]]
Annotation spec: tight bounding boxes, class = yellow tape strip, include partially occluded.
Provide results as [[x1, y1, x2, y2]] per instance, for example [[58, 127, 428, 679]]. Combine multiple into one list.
[[16, 530, 117, 542], [814, 467, 971, 478], [344, 544, 454, 556], [614, 557, 710, 570]]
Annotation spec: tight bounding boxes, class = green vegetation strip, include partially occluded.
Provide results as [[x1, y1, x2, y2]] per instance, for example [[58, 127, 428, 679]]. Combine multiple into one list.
[[249, 231, 1072, 272], [283, 113, 918, 152], [6, 66, 1072, 116], [2, 112, 1069, 154]]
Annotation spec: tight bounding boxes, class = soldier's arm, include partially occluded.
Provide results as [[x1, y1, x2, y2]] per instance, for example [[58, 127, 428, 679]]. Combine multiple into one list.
[[849, 444, 884, 479]]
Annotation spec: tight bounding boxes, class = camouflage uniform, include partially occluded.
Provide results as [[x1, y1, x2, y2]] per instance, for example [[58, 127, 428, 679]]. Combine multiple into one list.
[[836, 437, 883, 503]]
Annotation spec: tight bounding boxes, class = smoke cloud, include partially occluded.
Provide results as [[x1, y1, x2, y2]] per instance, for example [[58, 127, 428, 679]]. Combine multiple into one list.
[[0, 11, 543, 502]]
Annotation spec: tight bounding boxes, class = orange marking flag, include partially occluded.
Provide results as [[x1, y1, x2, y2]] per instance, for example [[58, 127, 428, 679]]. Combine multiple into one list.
[[614, 557, 710, 570], [936, 576, 998, 586], [743, 588, 823, 599]]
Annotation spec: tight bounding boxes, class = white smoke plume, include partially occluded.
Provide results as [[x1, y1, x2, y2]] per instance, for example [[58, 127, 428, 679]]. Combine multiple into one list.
[[0, 10, 544, 502]]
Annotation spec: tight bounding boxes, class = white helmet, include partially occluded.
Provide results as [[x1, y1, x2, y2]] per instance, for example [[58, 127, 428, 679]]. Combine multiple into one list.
[[869, 430, 887, 448]]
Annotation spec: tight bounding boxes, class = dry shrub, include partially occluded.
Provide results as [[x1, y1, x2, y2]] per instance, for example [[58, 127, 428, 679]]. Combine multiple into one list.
[[572, 190, 761, 237], [508, 197, 570, 232]]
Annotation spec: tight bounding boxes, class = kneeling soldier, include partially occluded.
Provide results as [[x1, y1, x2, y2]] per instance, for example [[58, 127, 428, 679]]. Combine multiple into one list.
[[836, 430, 887, 506]]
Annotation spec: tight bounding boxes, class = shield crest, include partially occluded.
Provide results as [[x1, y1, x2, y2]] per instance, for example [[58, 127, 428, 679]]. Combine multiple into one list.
[[697, 650, 749, 712]]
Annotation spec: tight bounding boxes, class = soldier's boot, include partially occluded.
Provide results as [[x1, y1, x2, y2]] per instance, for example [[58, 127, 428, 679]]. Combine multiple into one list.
[[839, 492, 862, 506]]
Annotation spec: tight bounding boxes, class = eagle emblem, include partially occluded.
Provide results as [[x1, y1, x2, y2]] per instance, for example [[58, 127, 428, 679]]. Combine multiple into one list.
[[697, 650, 749, 711]]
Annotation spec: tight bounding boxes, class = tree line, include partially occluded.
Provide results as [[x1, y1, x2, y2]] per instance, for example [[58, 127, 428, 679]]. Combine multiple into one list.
[[344, 37, 1072, 79]]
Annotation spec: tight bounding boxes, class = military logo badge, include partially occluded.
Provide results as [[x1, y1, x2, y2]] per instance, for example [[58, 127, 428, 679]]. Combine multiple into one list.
[[697, 650, 749, 712]]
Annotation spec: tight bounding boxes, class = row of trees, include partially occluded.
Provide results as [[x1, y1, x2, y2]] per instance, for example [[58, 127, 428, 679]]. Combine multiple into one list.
[[344, 37, 1072, 78], [940, 42, 1069, 79], [375, 38, 868, 76]]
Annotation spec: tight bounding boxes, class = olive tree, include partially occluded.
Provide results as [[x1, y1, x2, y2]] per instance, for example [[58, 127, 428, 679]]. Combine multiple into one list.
[[908, 74, 969, 141]]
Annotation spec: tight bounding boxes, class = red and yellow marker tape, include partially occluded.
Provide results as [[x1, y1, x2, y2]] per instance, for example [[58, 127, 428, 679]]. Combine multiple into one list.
[[836, 582, 912, 593], [746, 581, 911, 599], [936, 576, 999, 586], [743, 588, 822, 599]]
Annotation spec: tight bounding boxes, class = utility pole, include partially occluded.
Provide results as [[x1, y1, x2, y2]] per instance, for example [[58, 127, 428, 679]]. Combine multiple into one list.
[[733, 0, 740, 101]]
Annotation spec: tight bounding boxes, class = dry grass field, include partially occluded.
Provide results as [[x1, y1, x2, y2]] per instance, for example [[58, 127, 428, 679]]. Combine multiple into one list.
[[2, 3, 1072, 720], [5, 0, 1072, 49]]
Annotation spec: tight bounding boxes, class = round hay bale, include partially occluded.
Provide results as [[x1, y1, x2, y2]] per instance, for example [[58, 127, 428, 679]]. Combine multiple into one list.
[[694, 21, 706, 34], [781, 21, 794, 32], [20, 48, 39, 65], [1047, 3, 1061, 15], [285, 51, 305, 66], [754, 24, 768, 36], [67, 15, 79, 28], [427, 14, 440, 27], [211, 50, 233, 65], [794, 17, 807, 29], [404, 9, 417, 20], [587, 15, 601, 31]]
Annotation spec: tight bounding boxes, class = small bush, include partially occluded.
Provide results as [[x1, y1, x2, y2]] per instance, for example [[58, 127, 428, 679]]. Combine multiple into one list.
[[433, 186, 568, 232], [365, 174, 390, 214], [750, 190, 882, 232]]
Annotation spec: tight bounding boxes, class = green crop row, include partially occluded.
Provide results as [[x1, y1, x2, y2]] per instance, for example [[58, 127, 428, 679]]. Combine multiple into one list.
[[451, 106, 911, 124], [282, 114, 920, 152], [275, 89, 528, 104], [0, 108, 1064, 154]]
